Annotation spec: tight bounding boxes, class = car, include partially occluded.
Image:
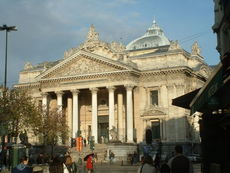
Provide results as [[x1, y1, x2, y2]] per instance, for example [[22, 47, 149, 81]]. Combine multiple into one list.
[[187, 154, 201, 162]]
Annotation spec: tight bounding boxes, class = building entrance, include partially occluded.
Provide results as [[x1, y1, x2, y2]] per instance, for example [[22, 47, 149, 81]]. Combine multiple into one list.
[[98, 116, 109, 143]]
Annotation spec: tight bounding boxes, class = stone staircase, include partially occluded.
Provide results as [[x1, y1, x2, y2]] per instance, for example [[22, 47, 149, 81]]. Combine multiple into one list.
[[70, 144, 108, 163]]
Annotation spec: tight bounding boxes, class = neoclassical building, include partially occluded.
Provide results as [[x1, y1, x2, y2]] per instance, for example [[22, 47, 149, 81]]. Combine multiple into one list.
[[15, 21, 211, 146]]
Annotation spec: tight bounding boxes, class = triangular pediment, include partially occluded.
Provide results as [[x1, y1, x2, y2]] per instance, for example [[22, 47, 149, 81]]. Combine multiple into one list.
[[141, 106, 166, 117], [37, 50, 132, 80]]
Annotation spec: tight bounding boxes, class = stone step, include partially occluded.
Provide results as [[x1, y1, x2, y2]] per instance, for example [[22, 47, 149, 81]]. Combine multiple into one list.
[[70, 144, 108, 163]]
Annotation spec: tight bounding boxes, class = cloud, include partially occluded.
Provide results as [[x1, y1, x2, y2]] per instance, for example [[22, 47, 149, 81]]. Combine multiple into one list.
[[0, 0, 219, 87]]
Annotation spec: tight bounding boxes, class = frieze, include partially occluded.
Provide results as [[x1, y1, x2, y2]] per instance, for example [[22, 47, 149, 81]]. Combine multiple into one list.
[[107, 73, 139, 83]]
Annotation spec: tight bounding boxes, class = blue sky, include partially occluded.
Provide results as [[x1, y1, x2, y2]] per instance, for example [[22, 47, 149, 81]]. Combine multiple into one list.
[[0, 0, 220, 87]]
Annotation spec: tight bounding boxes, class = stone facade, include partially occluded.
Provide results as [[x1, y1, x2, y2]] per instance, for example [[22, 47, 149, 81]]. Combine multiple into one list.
[[15, 22, 212, 146]]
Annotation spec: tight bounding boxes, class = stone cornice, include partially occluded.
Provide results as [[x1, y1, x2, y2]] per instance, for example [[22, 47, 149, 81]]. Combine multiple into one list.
[[14, 82, 40, 89], [141, 66, 193, 75], [39, 70, 139, 83]]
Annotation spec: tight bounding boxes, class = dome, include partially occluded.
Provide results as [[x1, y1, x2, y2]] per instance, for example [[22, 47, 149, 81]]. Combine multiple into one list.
[[126, 20, 170, 50]]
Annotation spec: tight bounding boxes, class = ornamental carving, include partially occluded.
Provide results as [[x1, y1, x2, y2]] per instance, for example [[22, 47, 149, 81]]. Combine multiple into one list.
[[24, 62, 33, 70], [110, 41, 126, 53], [51, 57, 122, 78], [141, 105, 166, 117], [191, 41, 201, 55], [64, 47, 79, 59], [169, 40, 181, 50], [87, 24, 99, 42]]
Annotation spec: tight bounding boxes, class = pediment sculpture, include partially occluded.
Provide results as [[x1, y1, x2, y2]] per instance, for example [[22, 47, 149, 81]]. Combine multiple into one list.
[[46, 56, 123, 79]]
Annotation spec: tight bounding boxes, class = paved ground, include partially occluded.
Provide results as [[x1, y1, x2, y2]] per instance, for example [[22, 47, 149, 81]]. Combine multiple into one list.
[[1, 163, 201, 173], [78, 163, 201, 173]]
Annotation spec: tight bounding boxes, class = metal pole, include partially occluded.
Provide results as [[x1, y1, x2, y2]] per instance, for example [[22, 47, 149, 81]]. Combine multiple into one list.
[[4, 30, 8, 89]]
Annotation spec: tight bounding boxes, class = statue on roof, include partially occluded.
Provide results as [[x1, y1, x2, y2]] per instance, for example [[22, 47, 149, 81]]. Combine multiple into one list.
[[191, 41, 201, 55], [24, 62, 33, 70], [87, 24, 99, 42], [169, 40, 181, 50]]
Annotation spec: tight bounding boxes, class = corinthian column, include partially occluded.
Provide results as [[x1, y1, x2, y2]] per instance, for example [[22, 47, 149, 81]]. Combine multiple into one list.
[[56, 91, 64, 112], [117, 92, 123, 141], [72, 89, 79, 138], [125, 85, 134, 143], [107, 86, 115, 139], [41, 92, 49, 111], [90, 88, 98, 143]]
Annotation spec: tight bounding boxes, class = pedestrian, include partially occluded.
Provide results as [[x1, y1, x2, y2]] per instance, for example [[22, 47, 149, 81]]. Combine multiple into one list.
[[137, 155, 157, 173], [49, 156, 63, 173], [11, 156, 32, 173], [83, 138, 87, 147], [85, 154, 94, 173], [167, 145, 193, 173], [64, 155, 77, 173], [160, 162, 170, 173], [154, 153, 160, 170], [36, 153, 44, 164]]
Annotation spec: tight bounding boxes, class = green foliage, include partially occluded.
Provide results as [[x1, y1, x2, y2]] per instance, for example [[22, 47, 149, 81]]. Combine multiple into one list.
[[35, 108, 69, 145], [0, 89, 40, 137], [0, 88, 69, 145]]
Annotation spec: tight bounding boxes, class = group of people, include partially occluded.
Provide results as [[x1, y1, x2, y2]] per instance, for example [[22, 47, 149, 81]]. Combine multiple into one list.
[[11, 154, 77, 173], [11, 145, 193, 173], [138, 145, 194, 173]]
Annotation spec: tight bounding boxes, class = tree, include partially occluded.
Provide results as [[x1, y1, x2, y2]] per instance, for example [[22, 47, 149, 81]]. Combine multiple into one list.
[[0, 89, 40, 142], [0, 88, 69, 146], [32, 107, 69, 146]]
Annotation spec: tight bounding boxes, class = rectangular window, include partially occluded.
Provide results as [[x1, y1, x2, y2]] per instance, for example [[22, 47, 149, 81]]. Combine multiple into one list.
[[150, 90, 158, 105], [151, 121, 160, 139]]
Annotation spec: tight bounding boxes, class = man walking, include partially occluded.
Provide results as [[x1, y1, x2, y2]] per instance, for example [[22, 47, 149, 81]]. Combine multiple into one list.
[[168, 145, 193, 173]]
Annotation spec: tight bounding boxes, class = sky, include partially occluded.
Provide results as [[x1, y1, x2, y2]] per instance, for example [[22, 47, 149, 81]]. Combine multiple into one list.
[[0, 0, 220, 87]]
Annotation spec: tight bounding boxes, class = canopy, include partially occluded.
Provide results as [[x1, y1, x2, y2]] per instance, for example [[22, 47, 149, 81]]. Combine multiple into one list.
[[172, 88, 200, 109]]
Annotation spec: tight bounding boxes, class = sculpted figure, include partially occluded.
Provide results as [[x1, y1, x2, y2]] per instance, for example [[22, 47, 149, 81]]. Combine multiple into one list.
[[191, 41, 201, 55], [109, 126, 118, 141]]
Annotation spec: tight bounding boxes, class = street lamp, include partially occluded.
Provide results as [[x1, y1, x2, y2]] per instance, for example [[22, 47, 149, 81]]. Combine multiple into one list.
[[0, 24, 17, 89], [0, 25, 17, 169]]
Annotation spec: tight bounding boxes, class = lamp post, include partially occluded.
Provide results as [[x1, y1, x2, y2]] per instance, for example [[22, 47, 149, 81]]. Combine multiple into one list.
[[0, 25, 17, 169], [0, 24, 17, 89]]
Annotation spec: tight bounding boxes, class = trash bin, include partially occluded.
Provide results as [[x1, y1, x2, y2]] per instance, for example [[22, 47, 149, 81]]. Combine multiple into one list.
[[10, 144, 26, 168]]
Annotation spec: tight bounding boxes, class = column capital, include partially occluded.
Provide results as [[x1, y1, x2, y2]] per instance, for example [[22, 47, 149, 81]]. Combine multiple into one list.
[[90, 87, 98, 94], [125, 84, 134, 91], [71, 89, 80, 95], [41, 92, 49, 97], [55, 91, 64, 96], [107, 86, 116, 92]]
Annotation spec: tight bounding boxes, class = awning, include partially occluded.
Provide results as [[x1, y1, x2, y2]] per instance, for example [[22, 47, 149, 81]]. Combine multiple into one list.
[[190, 63, 223, 114], [172, 88, 200, 109]]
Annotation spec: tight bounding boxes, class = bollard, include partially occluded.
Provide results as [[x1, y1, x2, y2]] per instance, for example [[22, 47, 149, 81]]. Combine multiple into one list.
[[121, 160, 123, 166]]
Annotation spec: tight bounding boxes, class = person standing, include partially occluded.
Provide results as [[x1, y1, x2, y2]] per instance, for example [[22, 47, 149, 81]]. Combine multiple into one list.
[[137, 155, 157, 173], [167, 145, 193, 173], [64, 155, 77, 173], [11, 156, 32, 173], [86, 154, 94, 173]]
